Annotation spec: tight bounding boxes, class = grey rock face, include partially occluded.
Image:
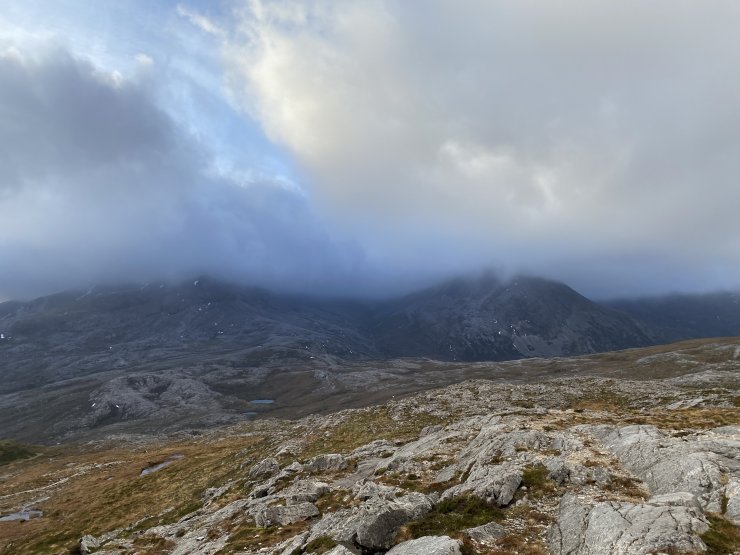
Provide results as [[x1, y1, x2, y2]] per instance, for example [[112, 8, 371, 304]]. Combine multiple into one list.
[[464, 521, 506, 544], [594, 425, 734, 512], [324, 546, 357, 555], [253, 502, 319, 527], [349, 439, 397, 460], [79, 535, 100, 555], [281, 480, 331, 504], [307, 492, 433, 550], [386, 535, 463, 555], [248, 457, 280, 478], [276, 531, 309, 555], [549, 494, 709, 555], [353, 480, 403, 501], [726, 477, 740, 525], [648, 492, 702, 510], [441, 462, 522, 506], [304, 454, 347, 473], [544, 458, 611, 487], [379, 427, 465, 473], [459, 426, 551, 464]]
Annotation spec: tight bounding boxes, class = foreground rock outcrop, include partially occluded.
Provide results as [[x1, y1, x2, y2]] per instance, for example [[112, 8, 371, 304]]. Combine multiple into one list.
[[549, 494, 710, 554], [3, 362, 739, 555]]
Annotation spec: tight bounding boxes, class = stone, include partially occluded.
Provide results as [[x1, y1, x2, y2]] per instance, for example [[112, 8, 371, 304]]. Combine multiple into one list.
[[304, 454, 347, 473], [549, 494, 709, 555], [420, 424, 444, 436], [284, 461, 304, 473], [254, 502, 319, 527], [248, 457, 280, 478], [276, 531, 309, 555], [354, 493, 433, 550], [595, 425, 728, 512], [441, 462, 522, 506], [725, 477, 740, 525], [282, 480, 331, 504], [325, 546, 357, 555], [648, 492, 702, 510], [380, 428, 466, 473], [353, 480, 403, 500], [349, 439, 397, 460], [386, 535, 463, 555], [464, 521, 506, 544], [307, 492, 433, 550], [79, 535, 100, 554]]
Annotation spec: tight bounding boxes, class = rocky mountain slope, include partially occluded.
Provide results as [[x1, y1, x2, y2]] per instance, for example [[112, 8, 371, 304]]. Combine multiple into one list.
[[0, 276, 655, 387], [3, 275, 740, 444], [373, 276, 652, 360], [1, 338, 738, 554], [608, 292, 740, 344]]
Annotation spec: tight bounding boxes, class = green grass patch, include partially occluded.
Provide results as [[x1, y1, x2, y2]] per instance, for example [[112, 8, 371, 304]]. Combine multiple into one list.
[[404, 495, 504, 539], [521, 464, 556, 498], [0, 440, 35, 466], [291, 536, 337, 554]]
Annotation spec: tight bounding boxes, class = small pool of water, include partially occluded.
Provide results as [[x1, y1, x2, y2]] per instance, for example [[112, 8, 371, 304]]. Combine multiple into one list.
[[140, 454, 184, 476], [249, 399, 275, 404], [0, 510, 43, 522]]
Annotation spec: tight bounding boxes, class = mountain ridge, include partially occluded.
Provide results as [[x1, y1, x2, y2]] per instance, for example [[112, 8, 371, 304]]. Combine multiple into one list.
[[2, 274, 740, 443]]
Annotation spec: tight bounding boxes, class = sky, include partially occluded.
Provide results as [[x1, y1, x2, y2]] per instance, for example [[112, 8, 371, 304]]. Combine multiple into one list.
[[1, 0, 740, 301]]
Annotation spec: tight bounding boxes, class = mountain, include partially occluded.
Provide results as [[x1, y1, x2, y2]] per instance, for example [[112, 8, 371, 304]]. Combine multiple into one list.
[[372, 275, 653, 360], [3, 274, 740, 443], [0, 275, 655, 392], [608, 291, 740, 343]]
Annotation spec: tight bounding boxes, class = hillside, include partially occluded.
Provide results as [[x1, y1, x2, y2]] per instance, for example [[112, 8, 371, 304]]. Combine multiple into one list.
[[0, 338, 738, 555], [4, 275, 740, 443]]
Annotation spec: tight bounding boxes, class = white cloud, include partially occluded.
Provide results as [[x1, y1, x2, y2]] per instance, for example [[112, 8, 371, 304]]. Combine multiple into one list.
[[176, 4, 224, 37], [224, 0, 740, 296]]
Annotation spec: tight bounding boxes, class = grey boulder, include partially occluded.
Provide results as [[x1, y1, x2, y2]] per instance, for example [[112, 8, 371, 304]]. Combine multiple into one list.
[[386, 535, 462, 555], [307, 492, 433, 550], [248, 457, 280, 478], [441, 462, 522, 506], [254, 502, 319, 527], [304, 454, 348, 473], [464, 521, 506, 544]]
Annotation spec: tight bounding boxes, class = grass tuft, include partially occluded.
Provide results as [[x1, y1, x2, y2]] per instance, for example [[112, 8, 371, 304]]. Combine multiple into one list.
[[402, 495, 504, 540], [701, 513, 740, 555]]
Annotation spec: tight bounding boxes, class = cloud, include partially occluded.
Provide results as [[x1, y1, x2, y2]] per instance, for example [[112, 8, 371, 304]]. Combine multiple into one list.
[[224, 0, 740, 297], [0, 43, 362, 299]]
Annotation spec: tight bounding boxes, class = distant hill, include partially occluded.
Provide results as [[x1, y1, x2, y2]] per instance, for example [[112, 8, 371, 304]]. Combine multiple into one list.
[[607, 291, 740, 343], [372, 275, 653, 360], [0, 275, 659, 394], [3, 275, 740, 442]]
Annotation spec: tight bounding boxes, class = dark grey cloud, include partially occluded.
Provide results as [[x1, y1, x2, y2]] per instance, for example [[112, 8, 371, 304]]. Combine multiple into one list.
[[0, 44, 362, 300]]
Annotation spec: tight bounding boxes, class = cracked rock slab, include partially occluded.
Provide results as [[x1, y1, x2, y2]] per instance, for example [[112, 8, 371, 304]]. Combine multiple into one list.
[[307, 492, 433, 550], [254, 502, 319, 527], [464, 521, 506, 544], [549, 494, 709, 555], [441, 462, 522, 506]]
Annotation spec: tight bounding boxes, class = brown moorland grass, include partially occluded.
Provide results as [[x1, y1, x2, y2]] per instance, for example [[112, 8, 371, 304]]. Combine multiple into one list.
[[0, 433, 269, 555]]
